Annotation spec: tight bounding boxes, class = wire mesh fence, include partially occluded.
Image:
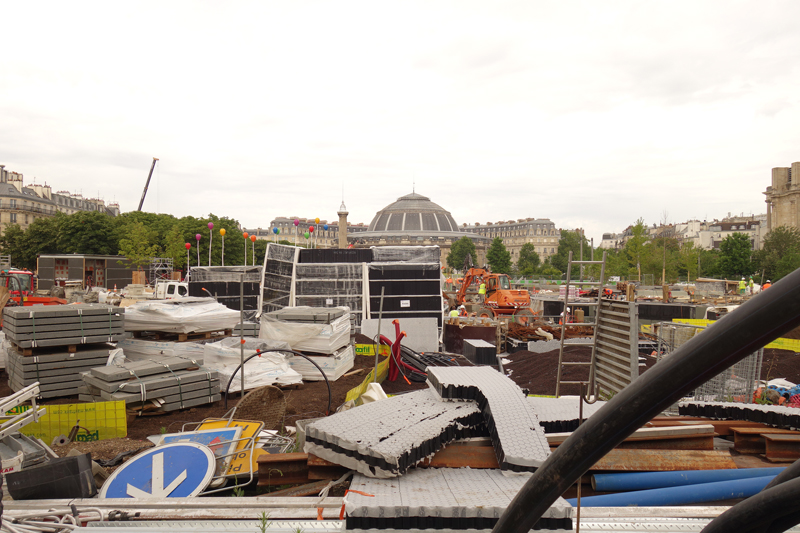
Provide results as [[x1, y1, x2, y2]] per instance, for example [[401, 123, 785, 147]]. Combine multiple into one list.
[[654, 321, 763, 408]]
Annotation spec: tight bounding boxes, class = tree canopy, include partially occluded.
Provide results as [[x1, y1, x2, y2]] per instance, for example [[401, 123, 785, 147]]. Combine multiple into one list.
[[516, 243, 540, 276], [446, 237, 477, 271], [551, 230, 590, 278], [753, 226, 800, 282], [718, 232, 754, 279], [486, 237, 512, 274]]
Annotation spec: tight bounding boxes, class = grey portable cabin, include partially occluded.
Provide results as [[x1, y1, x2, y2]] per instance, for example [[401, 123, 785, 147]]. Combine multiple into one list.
[[37, 254, 136, 291]]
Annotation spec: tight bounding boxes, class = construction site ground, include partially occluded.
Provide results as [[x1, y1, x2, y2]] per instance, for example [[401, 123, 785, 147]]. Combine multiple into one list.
[[2, 336, 800, 480]]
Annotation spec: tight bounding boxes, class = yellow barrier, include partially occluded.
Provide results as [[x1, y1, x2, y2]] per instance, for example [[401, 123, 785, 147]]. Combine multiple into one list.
[[4, 401, 127, 443], [345, 355, 391, 403], [671, 318, 800, 351]]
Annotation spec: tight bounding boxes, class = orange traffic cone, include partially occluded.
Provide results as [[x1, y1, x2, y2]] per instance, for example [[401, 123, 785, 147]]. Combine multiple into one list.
[[114, 284, 117, 291]]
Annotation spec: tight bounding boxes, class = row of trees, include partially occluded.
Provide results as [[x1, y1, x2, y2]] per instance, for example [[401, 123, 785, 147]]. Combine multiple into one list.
[[445, 222, 800, 283], [0, 211, 274, 272]]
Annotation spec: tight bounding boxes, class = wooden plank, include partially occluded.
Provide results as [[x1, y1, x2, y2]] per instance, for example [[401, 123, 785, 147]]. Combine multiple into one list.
[[732, 427, 800, 454]]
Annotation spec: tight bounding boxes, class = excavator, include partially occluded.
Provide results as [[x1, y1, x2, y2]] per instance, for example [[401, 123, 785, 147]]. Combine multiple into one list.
[[453, 268, 537, 324]]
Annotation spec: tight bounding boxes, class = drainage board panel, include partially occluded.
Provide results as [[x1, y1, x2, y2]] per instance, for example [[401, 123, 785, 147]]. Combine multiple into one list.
[[527, 396, 607, 433], [679, 401, 800, 429], [427, 366, 551, 471], [304, 389, 485, 478], [345, 467, 572, 531]]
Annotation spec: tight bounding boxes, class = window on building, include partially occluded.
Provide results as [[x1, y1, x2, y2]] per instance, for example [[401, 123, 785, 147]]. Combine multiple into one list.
[[10, 213, 16, 223], [10, 199, 16, 208]]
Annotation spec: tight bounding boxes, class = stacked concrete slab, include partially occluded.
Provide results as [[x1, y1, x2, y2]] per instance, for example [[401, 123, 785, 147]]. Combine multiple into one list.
[[79, 356, 220, 413], [3, 304, 125, 349], [7, 345, 114, 399], [2, 304, 125, 397], [304, 389, 484, 478], [427, 366, 551, 471], [527, 396, 607, 433], [345, 467, 572, 531]]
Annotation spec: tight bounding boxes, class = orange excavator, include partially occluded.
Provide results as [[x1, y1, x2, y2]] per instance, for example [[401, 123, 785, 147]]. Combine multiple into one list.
[[454, 268, 537, 324]]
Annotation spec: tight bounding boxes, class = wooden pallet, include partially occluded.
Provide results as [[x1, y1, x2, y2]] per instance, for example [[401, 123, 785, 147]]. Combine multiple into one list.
[[132, 329, 232, 342]]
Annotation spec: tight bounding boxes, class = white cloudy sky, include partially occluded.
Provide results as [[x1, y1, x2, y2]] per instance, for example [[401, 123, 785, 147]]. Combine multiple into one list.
[[2, 1, 798, 243]]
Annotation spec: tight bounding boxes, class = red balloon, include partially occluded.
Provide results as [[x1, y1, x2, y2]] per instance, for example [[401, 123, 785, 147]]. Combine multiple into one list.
[[185, 243, 191, 250], [309, 226, 314, 233], [250, 235, 256, 242], [243, 232, 249, 239]]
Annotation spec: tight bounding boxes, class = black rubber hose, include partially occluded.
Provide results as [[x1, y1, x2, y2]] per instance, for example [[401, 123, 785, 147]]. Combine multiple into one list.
[[223, 349, 332, 415], [763, 456, 800, 491], [492, 268, 800, 533], [699, 476, 800, 533]]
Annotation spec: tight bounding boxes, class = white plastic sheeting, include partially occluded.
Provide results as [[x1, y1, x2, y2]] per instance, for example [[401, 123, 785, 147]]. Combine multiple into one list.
[[259, 307, 351, 354], [123, 297, 241, 333], [287, 345, 355, 381], [202, 337, 302, 392], [370, 246, 440, 263]]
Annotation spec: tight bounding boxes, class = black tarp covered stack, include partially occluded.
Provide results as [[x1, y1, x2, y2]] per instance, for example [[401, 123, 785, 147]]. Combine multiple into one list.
[[188, 266, 262, 318]]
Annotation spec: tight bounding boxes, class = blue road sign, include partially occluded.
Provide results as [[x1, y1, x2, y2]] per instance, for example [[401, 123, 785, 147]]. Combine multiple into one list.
[[100, 442, 215, 498]]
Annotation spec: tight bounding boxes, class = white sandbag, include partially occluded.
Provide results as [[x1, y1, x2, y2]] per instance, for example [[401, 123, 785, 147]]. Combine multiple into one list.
[[123, 297, 241, 333], [203, 337, 302, 392]]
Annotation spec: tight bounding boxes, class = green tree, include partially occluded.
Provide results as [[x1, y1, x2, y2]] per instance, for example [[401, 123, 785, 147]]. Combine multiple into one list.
[[59, 211, 117, 254], [118, 221, 160, 271], [486, 237, 512, 274], [754, 226, 800, 282], [163, 224, 189, 270], [446, 237, 477, 271], [623, 219, 648, 281], [718, 232, 753, 279], [678, 241, 700, 282], [516, 243, 540, 276], [0, 224, 32, 270], [550, 230, 590, 277]]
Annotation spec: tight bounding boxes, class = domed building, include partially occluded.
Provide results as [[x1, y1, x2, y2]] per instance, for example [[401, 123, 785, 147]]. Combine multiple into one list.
[[350, 191, 490, 265]]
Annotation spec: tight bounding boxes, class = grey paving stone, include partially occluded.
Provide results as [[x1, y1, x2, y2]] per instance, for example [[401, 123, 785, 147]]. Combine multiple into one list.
[[527, 396, 607, 433], [304, 389, 484, 478], [345, 467, 572, 530], [428, 366, 551, 471]]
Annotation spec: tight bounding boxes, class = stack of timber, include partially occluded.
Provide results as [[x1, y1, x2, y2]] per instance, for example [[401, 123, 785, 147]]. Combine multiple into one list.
[[79, 356, 221, 414], [2, 304, 125, 398]]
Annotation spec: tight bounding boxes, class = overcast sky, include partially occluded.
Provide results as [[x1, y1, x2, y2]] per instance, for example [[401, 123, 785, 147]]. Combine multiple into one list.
[[2, 1, 798, 243]]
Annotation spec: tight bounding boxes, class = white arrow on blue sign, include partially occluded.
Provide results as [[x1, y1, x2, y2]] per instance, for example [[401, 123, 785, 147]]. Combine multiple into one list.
[[100, 442, 215, 498]]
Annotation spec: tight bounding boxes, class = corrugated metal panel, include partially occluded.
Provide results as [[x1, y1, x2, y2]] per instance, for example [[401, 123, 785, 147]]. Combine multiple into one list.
[[595, 300, 639, 397]]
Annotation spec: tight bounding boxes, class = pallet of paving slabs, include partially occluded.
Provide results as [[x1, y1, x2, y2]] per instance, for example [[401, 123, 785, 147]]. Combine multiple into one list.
[[9, 373, 87, 398], [87, 375, 221, 404], [83, 367, 217, 394], [127, 392, 223, 414], [3, 304, 125, 348], [87, 356, 204, 383], [6, 348, 110, 379]]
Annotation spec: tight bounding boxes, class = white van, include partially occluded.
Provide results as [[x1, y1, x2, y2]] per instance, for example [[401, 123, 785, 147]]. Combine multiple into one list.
[[154, 280, 189, 300]]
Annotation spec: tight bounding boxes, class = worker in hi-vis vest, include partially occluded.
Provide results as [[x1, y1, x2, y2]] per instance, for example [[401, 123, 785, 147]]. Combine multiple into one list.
[[449, 307, 459, 317], [478, 281, 486, 303], [738, 278, 746, 295]]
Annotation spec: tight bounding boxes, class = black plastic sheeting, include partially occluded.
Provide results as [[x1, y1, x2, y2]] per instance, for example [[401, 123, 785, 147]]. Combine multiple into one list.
[[346, 515, 572, 531], [299, 248, 373, 263]]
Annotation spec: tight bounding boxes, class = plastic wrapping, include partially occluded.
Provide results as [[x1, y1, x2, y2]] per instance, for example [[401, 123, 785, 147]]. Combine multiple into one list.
[[202, 337, 301, 392], [189, 265, 262, 282], [259, 307, 351, 354], [287, 345, 355, 381], [123, 297, 241, 333], [370, 245, 441, 263]]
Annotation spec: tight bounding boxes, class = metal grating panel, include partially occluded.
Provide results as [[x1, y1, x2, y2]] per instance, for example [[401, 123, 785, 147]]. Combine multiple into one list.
[[405, 212, 421, 231], [421, 212, 438, 231], [595, 300, 639, 398]]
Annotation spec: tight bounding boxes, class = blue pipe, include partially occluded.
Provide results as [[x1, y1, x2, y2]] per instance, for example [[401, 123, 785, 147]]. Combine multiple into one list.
[[592, 467, 785, 492], [567, 475, 775, 507]]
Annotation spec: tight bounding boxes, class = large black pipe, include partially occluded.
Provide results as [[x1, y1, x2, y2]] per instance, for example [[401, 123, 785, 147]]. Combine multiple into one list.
[[699, 477, 800, 533], [492, 268, 800, 533]]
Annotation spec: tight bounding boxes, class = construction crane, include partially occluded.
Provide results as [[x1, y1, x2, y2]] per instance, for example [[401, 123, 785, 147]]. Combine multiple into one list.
[[137, 157, 159, 211]]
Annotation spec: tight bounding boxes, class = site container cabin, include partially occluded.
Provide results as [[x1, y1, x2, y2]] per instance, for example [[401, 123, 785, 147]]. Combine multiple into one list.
[[37, 254, 136, 291]]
